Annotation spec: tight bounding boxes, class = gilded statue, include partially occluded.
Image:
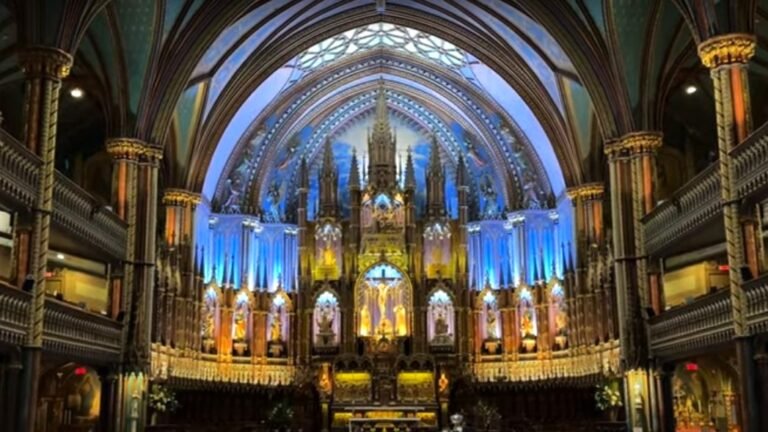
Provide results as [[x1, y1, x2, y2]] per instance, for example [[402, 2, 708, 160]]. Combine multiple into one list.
[[233, 311, 247, 341], [394, 304, 406, 336], [360, 304, 371, 336], [270, 314, 283, 342], [521, 309, 534, 338], [322, 244, 336, 267]]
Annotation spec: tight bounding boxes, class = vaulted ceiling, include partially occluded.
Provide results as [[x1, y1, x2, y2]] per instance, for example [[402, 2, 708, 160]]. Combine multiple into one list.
[[0, 0, 765, 211]]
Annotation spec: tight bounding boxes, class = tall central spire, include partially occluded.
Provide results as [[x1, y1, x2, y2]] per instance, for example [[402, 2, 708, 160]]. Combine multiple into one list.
[[367, 81, 397, 189]]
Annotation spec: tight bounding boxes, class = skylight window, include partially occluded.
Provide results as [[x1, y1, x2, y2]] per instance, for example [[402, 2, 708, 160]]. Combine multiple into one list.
[[297, 23, 468, 71]]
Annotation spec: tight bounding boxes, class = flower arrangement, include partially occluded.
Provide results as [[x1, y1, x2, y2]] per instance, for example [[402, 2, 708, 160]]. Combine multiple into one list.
[[595, 380, 623, 411], [148, 384, 179, 413]]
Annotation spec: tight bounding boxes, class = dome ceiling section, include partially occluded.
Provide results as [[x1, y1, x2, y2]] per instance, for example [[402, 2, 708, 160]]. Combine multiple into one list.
[[203, 53, 555, 214], [192, 10, 577, 185], [213, 68, 544, 219], [253, 84, 485, 220]]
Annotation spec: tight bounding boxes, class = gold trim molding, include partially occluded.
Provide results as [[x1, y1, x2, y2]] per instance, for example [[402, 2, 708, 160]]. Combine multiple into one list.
[[18, 46, 73, 79], [698, 33, 756, 69], [604, 132, 662, 159], [106, 138, 163, 161], [163, 189, 202, 206], [566, 183, 604, 200]]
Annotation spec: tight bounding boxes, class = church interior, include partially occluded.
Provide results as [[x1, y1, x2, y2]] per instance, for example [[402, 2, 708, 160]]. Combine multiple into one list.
[[0, 1, 767, 431]]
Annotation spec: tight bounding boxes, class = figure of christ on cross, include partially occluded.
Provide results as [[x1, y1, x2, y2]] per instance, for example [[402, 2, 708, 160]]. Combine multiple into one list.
[[365, 268, 402, 338]]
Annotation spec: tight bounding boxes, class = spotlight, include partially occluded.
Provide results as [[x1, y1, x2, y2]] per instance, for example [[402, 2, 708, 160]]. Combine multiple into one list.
[[56, 253, 65, 260], [685, 85, 697, 95], [70, 87, 84, 98]]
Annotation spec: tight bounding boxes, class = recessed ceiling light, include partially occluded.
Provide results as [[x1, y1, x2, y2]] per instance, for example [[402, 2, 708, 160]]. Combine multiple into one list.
[[685, 85, 697, 95], [70, 87, 84, 98], [56, 253, 65, 260]]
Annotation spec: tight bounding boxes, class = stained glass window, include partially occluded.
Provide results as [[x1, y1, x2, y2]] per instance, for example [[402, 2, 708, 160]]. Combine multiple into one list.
[[297, 23, 468, 71]]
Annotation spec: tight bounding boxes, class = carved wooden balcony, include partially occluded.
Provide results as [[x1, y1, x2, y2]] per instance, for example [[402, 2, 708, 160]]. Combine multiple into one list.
[[744, 273, 768, 335], [644, 121, 768, 257], [0, 129, 126, 259], [0, 281, 123, 364], [649, 288, 733, 359], [642, 164, 722, 257], [732, 121, 768, 202]]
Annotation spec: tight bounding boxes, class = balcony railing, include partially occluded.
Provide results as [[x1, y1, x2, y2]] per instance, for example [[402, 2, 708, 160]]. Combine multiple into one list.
[[649, 288, 733, 358], [0, 129, 127, 259], [744, 273, 768, 335], [643, 164, 721, 256], [0, 281, 123, 364], [644, 121, 768, 257], [732, 121, 768, 199]]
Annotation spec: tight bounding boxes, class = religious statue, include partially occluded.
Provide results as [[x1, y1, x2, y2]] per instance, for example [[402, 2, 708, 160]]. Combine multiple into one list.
[[486, 304, 498, 340], [480, 175, 498, 218], [520, 309, 534, 338], [265, 180, 282, 222], [221, 178, 242, 213], [322, 243, 336, 267], [233, 311, 247, 342], [270, 314, 283, 342], [360, 304, 371, 336], [394, 304, 406, 336], [376, 281, 392, 335], [434, 310, 449, 336], [317, 309, 335, 335]]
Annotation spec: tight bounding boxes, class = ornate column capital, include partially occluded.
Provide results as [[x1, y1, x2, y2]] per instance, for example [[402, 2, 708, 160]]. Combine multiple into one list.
[[18, 46, 73, 79], [604, 132, 662, 159], [698, 33, 756, 69], [620, 131, 662, 155], [566, 183, 605, 201], [162, 189, 202, 207], [106, 138, 163, 163]]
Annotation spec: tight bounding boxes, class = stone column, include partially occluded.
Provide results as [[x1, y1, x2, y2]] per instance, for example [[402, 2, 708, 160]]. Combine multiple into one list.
[[698, 33, 759, 432], [106, 139, 143, 341], [98, 369, 117, 432], [161, 189, 201, 351], [654, 364, 675, 432], [137, 144, 162, 367], [624, 132, 662, 316], [16, 46, 72, 432], [605, 136, 652, 431], [1, 354, 22, 432]]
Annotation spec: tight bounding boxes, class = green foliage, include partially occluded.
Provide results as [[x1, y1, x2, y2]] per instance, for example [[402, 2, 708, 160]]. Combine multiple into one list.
[[148, 384, 180, 413], [595, 380, 623, 411]]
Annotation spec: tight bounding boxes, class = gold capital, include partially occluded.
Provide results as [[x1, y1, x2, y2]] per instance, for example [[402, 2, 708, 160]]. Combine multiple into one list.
[[566, 183, 605, 201], [620, 132, 662, 154], [106, 138, 163, 162], [18, 46, 73, 79], [163, 189, 202, 206], [698, 33, 756, 69]]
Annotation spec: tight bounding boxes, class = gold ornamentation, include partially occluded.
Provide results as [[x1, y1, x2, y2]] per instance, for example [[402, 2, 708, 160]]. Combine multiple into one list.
[[566, 183, 604, 200], [698, 33, 756, 69], [604, 132, 662, 159], [162, 188, 202, 206], [106, 138, 163, 162], [18, 46, 73, 79], [621, 132, 662, 154]]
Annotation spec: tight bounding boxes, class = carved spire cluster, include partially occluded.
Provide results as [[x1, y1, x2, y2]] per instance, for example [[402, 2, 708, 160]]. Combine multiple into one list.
[[426, 134, 446, 217], [318, 137, 338, 217], [367, 82, 397, 190]]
